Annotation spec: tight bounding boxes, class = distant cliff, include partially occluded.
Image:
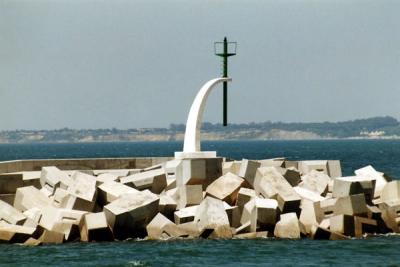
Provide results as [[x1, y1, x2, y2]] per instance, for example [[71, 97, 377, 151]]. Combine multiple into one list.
[[1, 116, 400, 143]]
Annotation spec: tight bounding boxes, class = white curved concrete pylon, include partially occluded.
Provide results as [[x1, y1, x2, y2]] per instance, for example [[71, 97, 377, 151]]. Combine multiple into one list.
[[182, 77, 232, 153]]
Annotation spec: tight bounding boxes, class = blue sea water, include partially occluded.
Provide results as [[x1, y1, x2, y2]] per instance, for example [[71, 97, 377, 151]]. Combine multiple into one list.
[[1, 140, 400, 266]]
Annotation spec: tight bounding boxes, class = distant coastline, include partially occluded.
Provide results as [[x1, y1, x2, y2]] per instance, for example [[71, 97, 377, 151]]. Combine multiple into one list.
[[1, 116, 400, 144]]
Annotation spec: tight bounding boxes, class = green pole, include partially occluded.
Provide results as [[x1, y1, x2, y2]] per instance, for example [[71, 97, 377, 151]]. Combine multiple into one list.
[[223, 37, 228, 126]]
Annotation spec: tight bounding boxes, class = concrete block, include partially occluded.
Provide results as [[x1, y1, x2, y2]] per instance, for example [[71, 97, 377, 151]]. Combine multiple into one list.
[[40, 166, 72, 194], [176, 221, 201, 238], [379, 202, 400, 232], [238, 159, 261, 186], [333, 176, 376, 203], [66, 171, 97, 212], [299, 200, 318, 235], [254, 198, 279, 229], [93, 169, 130, 177], [354, 216, 377, 237], [235, 221, 252, 235], [23, 237, 42, 246], [235, 188, 256, 212], [294, 186, 326, 203], [146, 213, 186, 240], [274, 212, 301, 239], [240, 199, 257, 232], [176, 158, 223, 189], [174, 205, 198, 224], [194, 197, 232, 239], [23, 208, 42, 223], [39, 229, 64, 244], [0, 224, 37, 243], [222, 161, 241, 175], [310, 225, 349, 240], [97, 181, 139, 206], [327, 160, 342, 178], [258, 158, 285, 167], [314, 198, 338, 222], [120, 169, 167, 194], [96, 173, 120, 184], [299, 160, 328, 176], [329, 214, 355, 236], [223, 203, 241, 228], [14, 186, 52, 212], [164, 159, 182, 175], [380, 181, 400, 206], [79, 212, 113, 242], [104, 190, 159, 239], [299, 170, 331, 196], [282, 167, 301, 187], [254, 167, 301, 214], [233, 231, 269, 239], [177, 185, 203, 209], [334, 194, 368, 217], [206, 172, 245, 206], [355, 165, 387, 199], [0, 200, 26, 225], [158, 193, 177, 221], [22, 171, 41, 188]]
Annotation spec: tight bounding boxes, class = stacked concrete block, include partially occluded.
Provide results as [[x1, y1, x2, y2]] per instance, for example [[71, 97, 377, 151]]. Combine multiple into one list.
[[79, 212, 113, 242], [146, 213, 186, 239], [40, 166, 72, 195], [104, 190, 159, 239], [299, 170, 331, 196], [158, 193, 177, 220], [254, 167, 301, 214], [206, 172, 245, 205], [97, 181, 139, 206], [236, 188, 256, 212], [0, 224, 38, 243], [238, 159, 260, 186], [378, 181, 400, 232], [175, 158, 223, 189], [274, 213, 301, 239], [355, 165, 387, 199], [174, 205, 198, 224], [334, 194, 368, 217], [193, 197, 232, 238], [14, 186, 52, 212], [120, 169, 167, 194], [222, 161, 241, 175], [65, 171, 97, 212], [0, 200, 27, 225], [177, 185, 203, 209], [298, 160, 342, 178], [333, 176, 376, 203]]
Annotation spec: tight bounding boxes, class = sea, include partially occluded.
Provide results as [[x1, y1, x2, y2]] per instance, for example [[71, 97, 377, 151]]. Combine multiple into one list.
[[0, 140, 400, 266]]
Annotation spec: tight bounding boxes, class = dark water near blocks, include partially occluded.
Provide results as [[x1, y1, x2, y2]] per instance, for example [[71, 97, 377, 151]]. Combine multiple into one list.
[[1, 140, 400, 266]]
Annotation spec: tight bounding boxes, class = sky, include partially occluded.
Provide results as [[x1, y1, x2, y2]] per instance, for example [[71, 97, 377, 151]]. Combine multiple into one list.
[[1, 0, 400, 130]]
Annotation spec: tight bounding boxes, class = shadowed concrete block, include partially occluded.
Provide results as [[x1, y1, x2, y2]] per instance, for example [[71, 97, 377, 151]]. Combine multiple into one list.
[[222, 161, 241, 175], [235, 221, 252, 235], [176, 158, 223, 189], [23, 208, 42, 223], [121, 169, 167, 194], [258, 158, 285, 168], [299, 170, 331, 196], [255, 198, 279, 229], [0, 200, 26, 225], [104, 190, 159, 239], [0, 224, 37, 243], [274, 213, 301, 239], [310, 225, 349, 240], [97, 181, 139, 206], [281, 167, 301, 187], [39, 206, 86, 240], [314, 198, 338, 223], [238, 159, 261, 186], [174, 205, 198, 224], [223, 202, 241, 228], [354, 216, 377, 237], [158, 194, 177, 221], [79, 212, 113, 242], [0, 194, 15, 206], [355, 165, 387, 199], [254, 167, 301, 214], [333, 176, 376, 203], [14, 186, 52, 212], [240, 199, 257, 232], [146, 213, 186, 240], [40, 166, 72, 195], [206, 172, 245, 206], [334, 194, 368, 217], [39, 229, 64, 244], [0, 173, 24, 194], [236, 188, 256, 213], [330, 214, 355, 236], [194, 197, 232, 239], [177, 185, 203, 209], [379, 203, 400, 232]]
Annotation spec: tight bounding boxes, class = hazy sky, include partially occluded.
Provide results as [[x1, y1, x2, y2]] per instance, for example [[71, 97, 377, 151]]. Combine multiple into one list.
[[1, 0, 400, 130]]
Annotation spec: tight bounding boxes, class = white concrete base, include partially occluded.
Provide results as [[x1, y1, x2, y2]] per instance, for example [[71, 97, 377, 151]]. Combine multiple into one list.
[[174, 151, 217, 160]]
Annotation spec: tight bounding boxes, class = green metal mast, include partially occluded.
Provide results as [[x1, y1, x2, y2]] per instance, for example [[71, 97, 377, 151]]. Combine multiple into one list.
[[214, 37, 236, 126]]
